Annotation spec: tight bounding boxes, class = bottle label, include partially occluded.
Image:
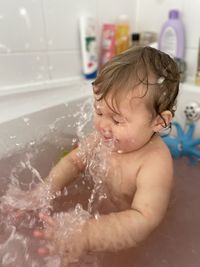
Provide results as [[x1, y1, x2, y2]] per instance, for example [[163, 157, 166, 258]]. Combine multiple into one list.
[[85, 36, 98, 74], [161, 27, 177, 57], [115, 24, 129, 54]]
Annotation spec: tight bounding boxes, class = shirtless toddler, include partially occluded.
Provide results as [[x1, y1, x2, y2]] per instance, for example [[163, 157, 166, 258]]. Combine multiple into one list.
[[33, 46, 180, 265]]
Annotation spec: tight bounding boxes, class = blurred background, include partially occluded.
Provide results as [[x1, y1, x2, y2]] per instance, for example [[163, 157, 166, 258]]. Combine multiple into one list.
[[0, 0, 198, 89]]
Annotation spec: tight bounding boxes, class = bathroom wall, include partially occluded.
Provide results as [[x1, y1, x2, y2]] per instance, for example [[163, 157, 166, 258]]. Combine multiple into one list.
[[0, 0, 199, 93], [135, 0, 199, 81], [0, 0, 136, 91]]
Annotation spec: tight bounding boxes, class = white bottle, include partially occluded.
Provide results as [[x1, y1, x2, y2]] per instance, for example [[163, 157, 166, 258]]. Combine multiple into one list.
[[79, 17, 98, 79]]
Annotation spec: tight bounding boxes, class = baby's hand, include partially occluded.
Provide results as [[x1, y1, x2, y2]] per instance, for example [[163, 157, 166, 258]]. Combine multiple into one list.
[[0, 204, 28, 224], [0, 184, 52, 224], [1, 183, 51, 210], [34, 210, 90, 266]]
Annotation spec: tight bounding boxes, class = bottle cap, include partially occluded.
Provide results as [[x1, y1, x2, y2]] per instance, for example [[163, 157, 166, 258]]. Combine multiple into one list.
[[131, 33, 140, 42], [169, 9, 179, 19], [117, 14, 129, 22]]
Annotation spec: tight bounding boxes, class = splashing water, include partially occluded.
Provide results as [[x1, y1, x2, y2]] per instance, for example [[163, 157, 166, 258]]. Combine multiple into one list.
[[77, 132, 114, 214], [19, 7, 31, 29], [0, 97, 113, 266]]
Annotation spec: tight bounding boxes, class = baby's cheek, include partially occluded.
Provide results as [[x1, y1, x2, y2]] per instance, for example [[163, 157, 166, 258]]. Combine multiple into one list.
[[121, 133, 136, 147], [93, 117, 98, 129]]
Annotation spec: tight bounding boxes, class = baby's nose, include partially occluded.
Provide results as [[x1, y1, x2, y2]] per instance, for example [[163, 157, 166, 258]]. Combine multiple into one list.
[[102, 128, 112, 137], [98, 118, 112, 136]]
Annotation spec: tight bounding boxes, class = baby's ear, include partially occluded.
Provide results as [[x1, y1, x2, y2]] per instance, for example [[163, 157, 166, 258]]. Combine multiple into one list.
[[153, 111, 172, 132]]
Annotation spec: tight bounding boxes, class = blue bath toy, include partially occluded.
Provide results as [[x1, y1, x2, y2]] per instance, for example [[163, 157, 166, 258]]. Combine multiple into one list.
[[162, 122, 200, 163]]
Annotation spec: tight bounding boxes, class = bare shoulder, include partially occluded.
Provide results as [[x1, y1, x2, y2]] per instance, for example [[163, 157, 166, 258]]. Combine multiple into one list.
[[142, 135, 174, 181], [132, 136, 174, 228]]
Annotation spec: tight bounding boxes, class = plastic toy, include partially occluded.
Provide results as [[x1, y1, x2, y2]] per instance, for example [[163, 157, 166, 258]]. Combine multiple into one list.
[[162, 122, 200, 163]]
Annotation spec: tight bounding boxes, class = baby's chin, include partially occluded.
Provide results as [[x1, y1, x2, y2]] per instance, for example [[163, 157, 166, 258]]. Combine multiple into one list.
[[111, 144, 137, 154], [101, 139, 127, 153], [100, 136, 134, 153], [105, 143, 125, 154]]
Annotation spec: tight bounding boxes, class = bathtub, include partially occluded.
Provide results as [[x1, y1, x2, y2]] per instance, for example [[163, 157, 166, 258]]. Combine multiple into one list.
[[0, 81, 200, 267]]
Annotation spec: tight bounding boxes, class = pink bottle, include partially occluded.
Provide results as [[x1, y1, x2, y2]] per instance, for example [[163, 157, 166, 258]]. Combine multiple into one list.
[[100, 24, 116, 67]]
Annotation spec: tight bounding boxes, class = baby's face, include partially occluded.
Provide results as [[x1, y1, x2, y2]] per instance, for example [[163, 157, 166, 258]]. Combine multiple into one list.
[[94, 89, 156, 153]]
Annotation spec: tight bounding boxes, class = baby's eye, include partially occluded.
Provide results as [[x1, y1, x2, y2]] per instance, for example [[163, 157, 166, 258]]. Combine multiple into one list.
[[112, 118, 120, 125], [95, 110, 103, 116]]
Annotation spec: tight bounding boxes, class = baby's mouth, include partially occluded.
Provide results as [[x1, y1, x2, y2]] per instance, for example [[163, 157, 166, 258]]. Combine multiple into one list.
[[103, 136, 113, 142], [102, 135, 119, 148]]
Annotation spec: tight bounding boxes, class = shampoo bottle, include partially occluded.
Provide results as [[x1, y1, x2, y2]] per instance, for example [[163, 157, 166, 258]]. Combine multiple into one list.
[[79, 17, 98, 79], [100, 24, 116, 67], [115, 14, 130, 55], [158, 9, 185, 59]]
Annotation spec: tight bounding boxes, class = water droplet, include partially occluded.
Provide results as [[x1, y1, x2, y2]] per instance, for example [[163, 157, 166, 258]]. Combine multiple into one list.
[[36, 74, 43, 80], [19, 7, 31, 29], [23, 117, 30, 125], [29, 141, 35, 146], [19, 7, 27, 16], [9, 135, 16, 139], [0, 43, 11, 53]]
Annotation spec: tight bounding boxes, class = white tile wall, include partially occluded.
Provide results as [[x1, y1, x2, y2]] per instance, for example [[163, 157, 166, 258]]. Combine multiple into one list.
[[0, 0, 137, 90], [43, 0, 98, 51], [0, 0, 46, 52], [183, 0, 200, 50], [0, 53, 49, 87], [48, 51, 82, 80], [97, 0, 137, 33], [0, 0, 199, 90], [185, 48, 198, 81], [135, 0, 200, 80], [135, 0, 183, 33]]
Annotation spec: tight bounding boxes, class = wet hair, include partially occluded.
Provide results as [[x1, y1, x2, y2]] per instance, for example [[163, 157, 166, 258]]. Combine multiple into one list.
[[92, 46, 180, 127]]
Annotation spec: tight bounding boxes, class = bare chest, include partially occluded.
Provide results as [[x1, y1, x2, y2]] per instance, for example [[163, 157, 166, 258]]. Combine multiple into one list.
[[102, 155, 140, 208]]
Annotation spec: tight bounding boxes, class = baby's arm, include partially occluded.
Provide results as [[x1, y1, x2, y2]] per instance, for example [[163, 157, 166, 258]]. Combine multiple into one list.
[[84, 152, 173, 252], [45, 147, 85, 193], [45, 132, 100, 193], [1, 147, 85, 213]]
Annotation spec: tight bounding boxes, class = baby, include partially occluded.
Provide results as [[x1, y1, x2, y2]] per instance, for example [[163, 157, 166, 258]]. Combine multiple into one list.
[[33, 46, 180, 265]]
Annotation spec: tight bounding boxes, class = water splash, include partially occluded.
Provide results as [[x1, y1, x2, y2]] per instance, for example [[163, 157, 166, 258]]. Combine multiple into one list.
[[0, 97, 112, 266], [0, 43, 11, 53], [80, 134, 113, 214], [75, 97, 94, 139], [0, 154, 51, 211], [19, 7, 31, 29], [23, 117, 30, 126]]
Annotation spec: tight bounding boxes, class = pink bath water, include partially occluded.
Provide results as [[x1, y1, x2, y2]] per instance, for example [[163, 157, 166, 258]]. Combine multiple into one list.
[[0, 97, 200, 266], [0, 135, 200, 267]]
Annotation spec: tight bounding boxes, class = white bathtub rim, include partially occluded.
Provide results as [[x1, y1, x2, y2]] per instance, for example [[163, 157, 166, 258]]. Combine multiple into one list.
[[0, 77, 93, 124]]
